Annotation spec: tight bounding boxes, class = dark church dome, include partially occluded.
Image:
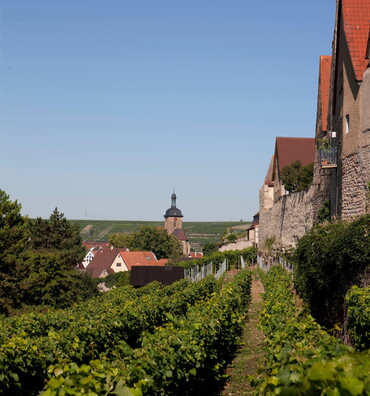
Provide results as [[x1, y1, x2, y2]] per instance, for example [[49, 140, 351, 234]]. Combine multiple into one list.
[[164, 207, 183, 218], [164, 192, 183, 218]]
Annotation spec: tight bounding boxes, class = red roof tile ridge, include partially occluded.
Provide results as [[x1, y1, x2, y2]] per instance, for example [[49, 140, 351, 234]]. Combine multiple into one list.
[[319, 55, 332, 132]]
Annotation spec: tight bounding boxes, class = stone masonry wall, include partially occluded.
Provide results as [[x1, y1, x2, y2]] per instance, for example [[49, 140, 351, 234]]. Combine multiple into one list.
[[259, 186, 316, 248], [341, 151, 370, 219]]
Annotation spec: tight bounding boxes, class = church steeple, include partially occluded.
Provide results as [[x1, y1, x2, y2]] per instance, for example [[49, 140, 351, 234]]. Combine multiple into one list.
[[164, 191, 183, 218], [171, 192, 177, 208]]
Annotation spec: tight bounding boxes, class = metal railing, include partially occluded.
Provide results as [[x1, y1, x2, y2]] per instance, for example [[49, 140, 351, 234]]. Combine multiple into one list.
[[320, 147, 337, 168], [184, 254, 251, 281], [257, 254, 293, 273]]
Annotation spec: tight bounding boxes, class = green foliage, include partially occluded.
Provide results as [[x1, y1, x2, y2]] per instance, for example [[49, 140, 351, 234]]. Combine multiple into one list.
[[175, 247, 257, 270], [41, 270, 252, 395], [0, 190, 29, 269], [202, 242, 220, 257], [108, 232, 130, 248], [293, 214, 370, 327], [225, 233, 238, 243], [29, 208, 85, 268], [255, 265, 370, 395], [317, 199, 331, 223], [18, 251, 97, 309], [261, 236, 276, 251], [280, 160, 314, 193], [102, 271, 131, 288], [0, 190, 30, 314], [0, 276, 223, 394], [120, 225, 182, 260], [346, 286, 370, 351], [0, 191, 98, 315]]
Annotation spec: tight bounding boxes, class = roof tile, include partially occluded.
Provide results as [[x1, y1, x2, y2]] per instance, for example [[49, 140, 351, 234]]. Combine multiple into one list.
[[342, 0, 370, 80], [319, 55, 332, 132], [275, 137, 315, 173]]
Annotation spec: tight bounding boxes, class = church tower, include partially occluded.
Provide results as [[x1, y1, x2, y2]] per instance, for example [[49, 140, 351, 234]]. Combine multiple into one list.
[[163, 192, 190, 256], [164, 192, 183, 235]]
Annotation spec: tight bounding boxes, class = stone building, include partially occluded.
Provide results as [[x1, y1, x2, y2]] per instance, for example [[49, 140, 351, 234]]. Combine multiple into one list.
[[258, 0, 370, 249], [164, 192, 191, 256], [322, 0, 370, 219], [259, 138, 316, 247]]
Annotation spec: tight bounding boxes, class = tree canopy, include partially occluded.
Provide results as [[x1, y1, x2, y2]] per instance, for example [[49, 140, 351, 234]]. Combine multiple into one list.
[[110, 226, 182, 260], [29, 208, 86, 268], [0, 191, 97, 315], [280, 161, 314, 193]]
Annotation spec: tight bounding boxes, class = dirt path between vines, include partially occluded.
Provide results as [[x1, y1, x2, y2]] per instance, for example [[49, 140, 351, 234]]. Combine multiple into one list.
[[220, 270, 265, 395]]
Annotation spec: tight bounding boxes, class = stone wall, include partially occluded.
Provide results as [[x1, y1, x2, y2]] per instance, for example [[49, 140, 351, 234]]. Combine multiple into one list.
[[259, 186, 316, 248], [218, 237, 254, 252], [341, 152, 369, 219]]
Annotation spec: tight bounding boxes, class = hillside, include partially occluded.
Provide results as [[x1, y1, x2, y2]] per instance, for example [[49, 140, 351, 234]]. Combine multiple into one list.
[[72, 220, 251, 251]]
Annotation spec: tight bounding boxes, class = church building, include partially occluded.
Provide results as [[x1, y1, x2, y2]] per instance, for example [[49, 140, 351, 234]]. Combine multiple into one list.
[[164, 192, 191, 256]]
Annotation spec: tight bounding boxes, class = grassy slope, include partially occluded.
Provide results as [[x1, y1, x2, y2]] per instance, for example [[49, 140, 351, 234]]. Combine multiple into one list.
[[72, 219, 251, 250]]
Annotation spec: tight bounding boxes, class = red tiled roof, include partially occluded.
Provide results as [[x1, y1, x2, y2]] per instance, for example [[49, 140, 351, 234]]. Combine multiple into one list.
[[275, 137, 315, 173], [82, 241, 111, 250], [155, 258, 169, 265], [319, 55, 332, 132], [342, 0, 370, 81], [264, 156, 275, 186], [119, 251, 158, 270], [171, 228, 188, 241], [189, 252, 203, 259], [86, 248, 119, 278]]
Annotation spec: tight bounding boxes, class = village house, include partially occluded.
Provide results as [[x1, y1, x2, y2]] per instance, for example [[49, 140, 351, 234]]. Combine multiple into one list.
[[246, 212, 260, 246], [80, 242, 111, 268], [86, 249, 163, 278], [322, 0, 370, 219]]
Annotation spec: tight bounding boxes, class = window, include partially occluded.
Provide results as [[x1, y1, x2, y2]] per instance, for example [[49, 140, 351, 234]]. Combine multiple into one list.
[[116, 262, 121, 267], [345, 114, 350, 134]]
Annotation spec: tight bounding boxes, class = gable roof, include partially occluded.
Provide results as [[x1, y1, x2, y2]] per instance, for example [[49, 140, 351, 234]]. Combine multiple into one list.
[[119, 251, 158, 270], [171, 228, 188, 241], [86, 248, 119, 278], [342, 0, 370, 81], [319, 55, 332, 132], [274, 137, 315, 177], [264, 155, 275, 186]]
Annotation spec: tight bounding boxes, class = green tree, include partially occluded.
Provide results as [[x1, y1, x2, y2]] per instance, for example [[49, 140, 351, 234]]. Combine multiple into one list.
[[124, 226, 182, 260], [29, 208, 86, 268], [202, 242, 219, 257], [0, 190, 30, 313], [293, 215, 370, 327], [19, 250, 97, 308], [0, 190, 29, 273], [108, 232, 131, 249], [0, 195, 97, 314], [280, 161, 314, 193]]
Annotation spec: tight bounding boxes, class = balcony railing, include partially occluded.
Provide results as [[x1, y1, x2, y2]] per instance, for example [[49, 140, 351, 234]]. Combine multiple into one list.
[[320, 146, 337, 168]]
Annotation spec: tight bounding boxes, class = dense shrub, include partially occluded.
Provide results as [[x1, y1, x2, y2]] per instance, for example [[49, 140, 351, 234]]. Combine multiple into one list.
[[42, 270, 252, 395], [346, 286, 370, 351], [0, 276, 218, 394], [293, 215, 370, 327], [280, 161, 314, 192], [256, 265, 370, 395]]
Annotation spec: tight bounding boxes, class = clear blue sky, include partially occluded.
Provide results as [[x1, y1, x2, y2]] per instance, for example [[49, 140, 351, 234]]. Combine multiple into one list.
[[0, 1, 336, 221]]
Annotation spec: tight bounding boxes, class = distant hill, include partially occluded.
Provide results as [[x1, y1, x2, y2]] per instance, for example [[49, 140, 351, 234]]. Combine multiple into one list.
[[72, 220, 251, 252]]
